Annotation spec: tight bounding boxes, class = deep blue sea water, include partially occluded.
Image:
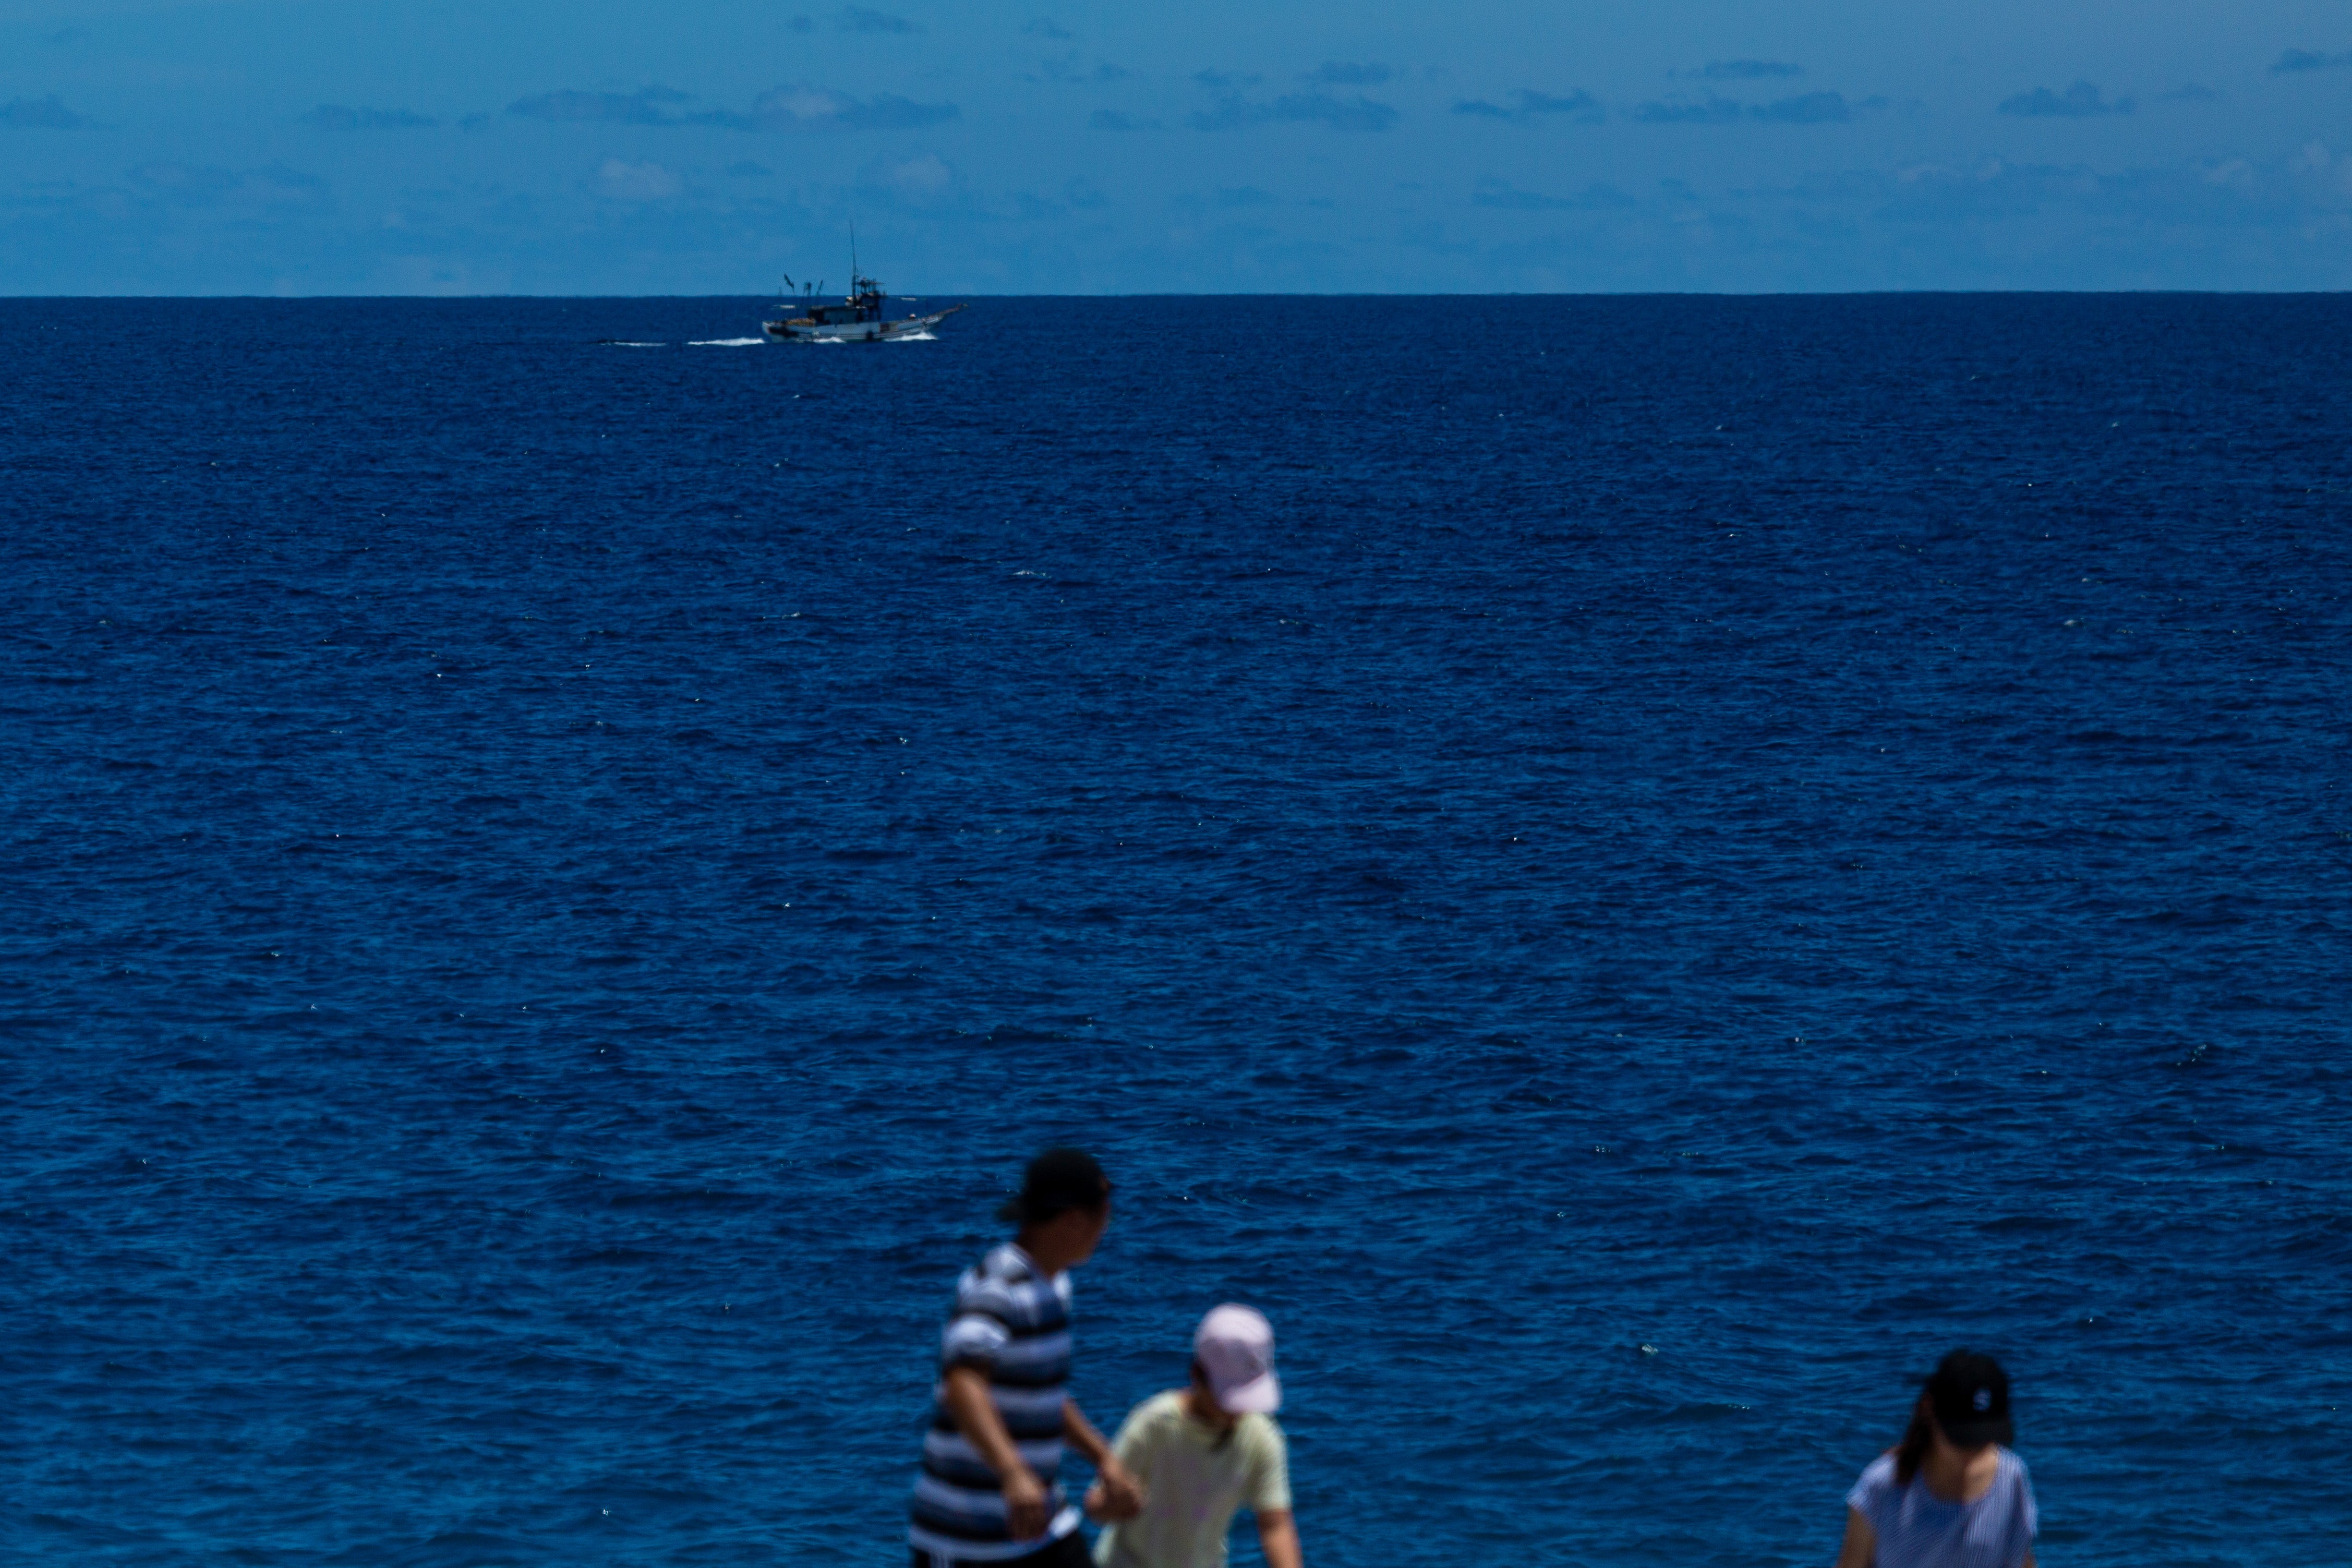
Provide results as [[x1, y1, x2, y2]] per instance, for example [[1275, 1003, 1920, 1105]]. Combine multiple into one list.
[[3, 295, 2348, 1568]]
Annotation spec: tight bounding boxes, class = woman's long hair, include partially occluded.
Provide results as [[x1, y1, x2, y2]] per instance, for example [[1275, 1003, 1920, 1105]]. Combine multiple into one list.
[[1893, 1393, 1936, 1486]]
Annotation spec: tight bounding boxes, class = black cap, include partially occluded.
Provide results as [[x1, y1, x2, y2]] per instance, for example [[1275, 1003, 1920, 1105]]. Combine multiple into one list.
[[1926, 1350, 2014, 1449], [997, 1148, 1110, 1225]]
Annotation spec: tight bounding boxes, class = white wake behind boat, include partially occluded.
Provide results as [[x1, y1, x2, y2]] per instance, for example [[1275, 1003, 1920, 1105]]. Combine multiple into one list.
[[763, 269, 966, 343]]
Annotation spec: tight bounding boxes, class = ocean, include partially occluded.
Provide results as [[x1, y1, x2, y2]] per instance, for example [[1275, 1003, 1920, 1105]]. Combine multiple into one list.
[[3, 294, 2346, 1566]]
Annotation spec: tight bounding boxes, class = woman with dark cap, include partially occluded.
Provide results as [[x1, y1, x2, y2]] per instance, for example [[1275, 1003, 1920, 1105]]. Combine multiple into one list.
[[1832, 1350, 2038, 1568]]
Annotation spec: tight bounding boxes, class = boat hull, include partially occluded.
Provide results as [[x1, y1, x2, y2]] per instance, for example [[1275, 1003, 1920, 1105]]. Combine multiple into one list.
[[762, 304, 966, 343]]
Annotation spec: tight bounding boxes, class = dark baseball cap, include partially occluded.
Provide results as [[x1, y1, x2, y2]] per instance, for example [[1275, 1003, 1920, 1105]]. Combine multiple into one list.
[[996, 1148, 1111, 1224], [1926, 1349, 2014, 1449]]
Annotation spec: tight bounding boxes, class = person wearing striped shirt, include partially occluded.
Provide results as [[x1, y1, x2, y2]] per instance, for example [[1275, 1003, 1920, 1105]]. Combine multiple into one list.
[[911, 1149, 1146, 1568]]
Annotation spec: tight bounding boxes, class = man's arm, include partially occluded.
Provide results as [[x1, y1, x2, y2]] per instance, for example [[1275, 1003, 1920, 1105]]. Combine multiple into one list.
[[1256, 1508, 1302, 1568], [1831, 1506, 1875, 1568], [943, 1366, 1051, 1540], [1064, 1397, 1146, 1519]]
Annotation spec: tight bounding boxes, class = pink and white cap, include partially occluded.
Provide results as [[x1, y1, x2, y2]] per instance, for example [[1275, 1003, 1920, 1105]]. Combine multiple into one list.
[[1195, 1304, 1282, 1415]]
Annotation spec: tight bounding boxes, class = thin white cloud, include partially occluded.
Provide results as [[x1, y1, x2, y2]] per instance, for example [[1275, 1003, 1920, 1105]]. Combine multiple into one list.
[[302, 105, 437, 130], [1453, 89, 1602, 124], [1998, 81, 2132, 117], [508, 87, 691, 125], [1190, 92, 1398, 132], [1751, 92, 1852, 124], [1695, 60, 1802, 80], [1631, 95, 1743, 124], [2272, 47, 2352, 74], [835, 7, 917, 33], [505, 84, 956, 131], [596, 158, 681, 200], [1472, 176, 1636, 209], [0, 95, 88, 128], [129, 162, 327, 208], [728, 85, 958, 131]]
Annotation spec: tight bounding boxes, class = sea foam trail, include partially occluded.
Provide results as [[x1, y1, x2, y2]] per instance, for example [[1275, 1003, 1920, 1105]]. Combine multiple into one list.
[[689, 337, 767, 346]]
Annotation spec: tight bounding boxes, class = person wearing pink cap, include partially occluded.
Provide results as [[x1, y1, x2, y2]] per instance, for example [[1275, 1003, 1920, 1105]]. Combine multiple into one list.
[[1085, 1305, 1302, 1568]]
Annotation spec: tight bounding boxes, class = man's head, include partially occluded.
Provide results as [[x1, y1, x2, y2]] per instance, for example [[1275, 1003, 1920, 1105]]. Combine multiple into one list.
[[1001, 1148, 1112, 1270]]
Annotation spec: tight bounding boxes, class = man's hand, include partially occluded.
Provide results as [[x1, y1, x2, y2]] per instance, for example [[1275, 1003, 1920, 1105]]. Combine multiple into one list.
[[1060, 1397, 1145, 1523], [943, 1367, 1053, 1539], [1083, 1464, 1145, 1523], [1091, 1457, 1146, 1522], [1002, 1465, 1051, 1540]]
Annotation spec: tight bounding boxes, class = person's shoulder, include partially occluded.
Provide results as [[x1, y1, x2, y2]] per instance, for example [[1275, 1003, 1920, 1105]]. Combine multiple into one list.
[[953, 1262, 1008, 1301], [1113, 1391, 1188, 1450], [1850, 1452, 1898, 1501], [970, 1244, 1070, 1303], [977, 1243, 1030, 1280], [959, 1245, 1037, 1296], [1129, 1389, 1187, 1428], [1997, 1447, 2039, 1541], [1237, 1413, 1288, 1458]]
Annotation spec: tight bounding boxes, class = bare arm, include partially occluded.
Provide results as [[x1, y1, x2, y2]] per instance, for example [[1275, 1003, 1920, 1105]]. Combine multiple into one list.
[[1060, 1396, 1113, 1468], [1066, 1398, 1146, 1519], [943, 1366, 1050, 1540], [1257, 1508, 1302, 1568], [1832, 1506, 1875, 1568]]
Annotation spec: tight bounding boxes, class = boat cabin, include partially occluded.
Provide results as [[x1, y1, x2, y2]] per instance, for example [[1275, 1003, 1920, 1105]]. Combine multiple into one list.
[[801, 299, 881, 327], [780, 273, 889, 328]]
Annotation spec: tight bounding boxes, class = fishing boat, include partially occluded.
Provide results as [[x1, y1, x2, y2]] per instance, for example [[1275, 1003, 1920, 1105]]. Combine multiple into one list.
[[763, 268, 966, 344]]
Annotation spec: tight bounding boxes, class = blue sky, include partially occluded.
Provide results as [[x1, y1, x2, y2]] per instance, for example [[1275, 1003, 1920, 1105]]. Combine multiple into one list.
[[2, 0, 2349, 292]]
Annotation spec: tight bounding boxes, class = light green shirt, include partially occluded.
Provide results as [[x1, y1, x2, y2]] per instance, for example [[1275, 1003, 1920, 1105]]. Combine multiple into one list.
[[1094, 1390, 1290, 1568]]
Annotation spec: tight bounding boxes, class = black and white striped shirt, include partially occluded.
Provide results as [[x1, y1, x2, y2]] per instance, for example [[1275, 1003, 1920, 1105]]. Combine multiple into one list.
[[908, 1244, 1080, 1562]]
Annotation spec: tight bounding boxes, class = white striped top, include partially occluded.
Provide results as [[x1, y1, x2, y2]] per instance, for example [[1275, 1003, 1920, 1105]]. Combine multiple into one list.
[[909, 1244, 1081, 1561]]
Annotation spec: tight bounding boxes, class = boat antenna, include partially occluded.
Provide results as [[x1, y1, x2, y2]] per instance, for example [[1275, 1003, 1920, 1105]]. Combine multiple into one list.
[[850, 220, 858, 288]]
